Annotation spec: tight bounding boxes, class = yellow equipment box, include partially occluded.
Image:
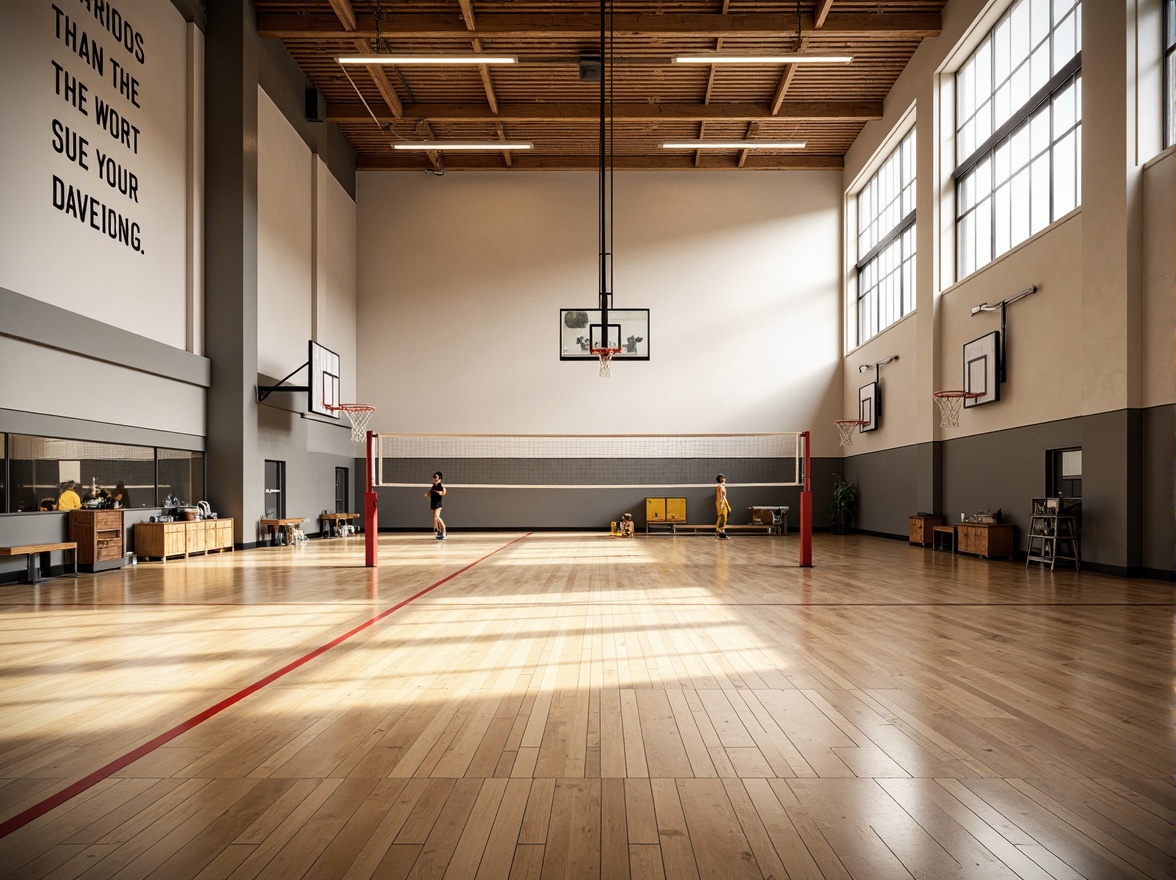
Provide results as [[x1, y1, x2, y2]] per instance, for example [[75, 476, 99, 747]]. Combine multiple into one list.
[[646, 497, 686, 523]]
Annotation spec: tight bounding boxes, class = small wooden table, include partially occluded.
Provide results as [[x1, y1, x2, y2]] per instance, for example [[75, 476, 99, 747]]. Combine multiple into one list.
[[0, 542, 79, 583], [932, 525, 957, 552], [319, 512, 360, 538], [260, 518, 305, 546]]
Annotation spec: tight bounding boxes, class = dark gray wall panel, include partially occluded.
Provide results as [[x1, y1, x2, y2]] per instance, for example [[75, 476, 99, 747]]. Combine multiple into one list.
[[844, 445, 919, 536], [847, 407, 1174, 577]]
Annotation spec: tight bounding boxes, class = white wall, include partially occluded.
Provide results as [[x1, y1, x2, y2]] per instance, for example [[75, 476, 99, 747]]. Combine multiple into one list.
[[257, 88, 312, 381], [0, 0, 192, 347], [357, 170, 843, 451]]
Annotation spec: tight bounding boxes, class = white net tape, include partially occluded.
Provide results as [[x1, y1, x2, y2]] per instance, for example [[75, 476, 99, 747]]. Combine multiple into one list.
[[373, 433, 805, 489]]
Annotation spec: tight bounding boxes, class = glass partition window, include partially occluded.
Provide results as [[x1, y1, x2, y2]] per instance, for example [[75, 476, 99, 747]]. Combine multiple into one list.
[[855, 129, 916, 345], [4, 435, 203, 512], [955, 0, 1082, 279], [158, 448, 205, 508]]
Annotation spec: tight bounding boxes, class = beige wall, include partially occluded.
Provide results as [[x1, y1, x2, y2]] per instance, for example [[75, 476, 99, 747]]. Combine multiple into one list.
[[356, 170, 844, 452], [256, 86, 357, 453], [257, 88, 312, 382], [840, 0, 1175, 454]]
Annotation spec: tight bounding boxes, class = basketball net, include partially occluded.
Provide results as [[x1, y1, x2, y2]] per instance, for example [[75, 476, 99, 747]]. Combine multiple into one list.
[[592, 348, 620, 378], [932, 392, 979, 428], [834, 420, 865, 446], [330, 404, 376, 442]]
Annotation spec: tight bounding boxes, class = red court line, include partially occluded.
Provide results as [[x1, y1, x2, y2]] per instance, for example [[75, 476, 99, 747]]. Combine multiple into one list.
[[0, 534, 530, 839]]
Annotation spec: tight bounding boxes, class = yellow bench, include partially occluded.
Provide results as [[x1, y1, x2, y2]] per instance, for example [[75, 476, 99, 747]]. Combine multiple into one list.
[[0, 541, 79, 583]]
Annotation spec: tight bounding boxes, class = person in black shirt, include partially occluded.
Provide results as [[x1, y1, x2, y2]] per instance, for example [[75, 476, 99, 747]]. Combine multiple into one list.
[[425, 472, 447, 540]]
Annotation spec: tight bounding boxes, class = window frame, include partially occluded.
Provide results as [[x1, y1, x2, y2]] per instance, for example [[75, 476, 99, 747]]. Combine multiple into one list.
[[1166, 0, 1176, 148], [853, 128, 917, 346], [953, 0, 1083, 280]]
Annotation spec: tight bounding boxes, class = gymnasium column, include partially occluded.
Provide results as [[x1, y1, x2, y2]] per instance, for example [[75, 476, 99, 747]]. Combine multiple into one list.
[[204, 0, 261, 546], [1078, 0, 1146, 572]]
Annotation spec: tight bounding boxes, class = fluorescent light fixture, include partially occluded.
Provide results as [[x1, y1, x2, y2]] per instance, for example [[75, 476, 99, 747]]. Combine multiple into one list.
[[337, 54, 518, 65], [662, 140, 806, 149], [673, 54, 853, 64], [392, 141, 533, 151]]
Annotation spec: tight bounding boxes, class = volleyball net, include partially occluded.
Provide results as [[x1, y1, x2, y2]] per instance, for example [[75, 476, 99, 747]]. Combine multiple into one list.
[[370, 432, 806, 489], [361, 432, 813, 568]]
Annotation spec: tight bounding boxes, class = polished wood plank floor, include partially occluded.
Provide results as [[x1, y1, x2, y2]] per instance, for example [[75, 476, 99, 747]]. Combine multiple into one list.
[[0, 532, 1170, 879]]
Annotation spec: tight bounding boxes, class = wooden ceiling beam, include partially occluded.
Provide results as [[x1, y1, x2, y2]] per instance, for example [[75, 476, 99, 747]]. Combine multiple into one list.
[[813, 0, 835, 30], [325, 0, 406, 120], [259, 12, 941, 41], [327, 101, 882, 124]]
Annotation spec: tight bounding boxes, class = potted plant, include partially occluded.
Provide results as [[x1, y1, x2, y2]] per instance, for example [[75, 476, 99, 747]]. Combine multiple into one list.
[[827, 474, 858, 534]]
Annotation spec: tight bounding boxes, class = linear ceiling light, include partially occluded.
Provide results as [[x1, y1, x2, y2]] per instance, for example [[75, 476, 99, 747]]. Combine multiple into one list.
[[392, 141, 533, 151], [337, 54, 518, 65], [662, 140, 806, 149], [673, 54, 853, 64]]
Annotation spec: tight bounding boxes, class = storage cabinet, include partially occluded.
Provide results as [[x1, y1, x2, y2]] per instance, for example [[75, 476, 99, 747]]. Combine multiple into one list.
[[645, 497, 686, 533], [135, 519, 234, 562], [68, 509, 126, 572], [909, 515, 944, 546], [646, 497, 686, 523], [956, 523, 1014, 559]]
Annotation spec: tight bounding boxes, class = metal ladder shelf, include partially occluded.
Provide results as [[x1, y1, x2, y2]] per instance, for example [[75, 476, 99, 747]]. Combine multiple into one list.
[[1025, 497, 1081, 570]]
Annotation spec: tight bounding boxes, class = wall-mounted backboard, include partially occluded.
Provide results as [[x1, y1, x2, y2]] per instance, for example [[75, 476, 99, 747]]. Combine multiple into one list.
[[560, 309, 650, 360], [858, 382, 878, 431], [309, 340, 341, 417], [963, 331, 1000, 407]]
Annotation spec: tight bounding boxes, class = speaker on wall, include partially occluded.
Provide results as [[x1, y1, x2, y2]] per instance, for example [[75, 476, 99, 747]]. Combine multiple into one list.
[[305, 87, 324, 122]]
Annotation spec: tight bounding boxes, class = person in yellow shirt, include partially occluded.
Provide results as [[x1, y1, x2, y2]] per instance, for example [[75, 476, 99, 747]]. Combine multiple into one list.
[[57, 481, 82, 511], [715, 474, 732, 539]]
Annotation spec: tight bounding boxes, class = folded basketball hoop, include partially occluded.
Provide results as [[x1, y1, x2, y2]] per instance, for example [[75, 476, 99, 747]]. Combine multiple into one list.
[[590, 347, 621, 378], [834, 419, 867, 446], [932, 391, 981, 428], [326, 403, 376, 442]]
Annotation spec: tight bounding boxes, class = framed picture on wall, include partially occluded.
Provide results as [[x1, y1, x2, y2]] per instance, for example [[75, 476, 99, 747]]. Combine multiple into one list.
[[963, 331, 1000, 407], [858, 382, 879, 431], [559, 308, 650, 360]]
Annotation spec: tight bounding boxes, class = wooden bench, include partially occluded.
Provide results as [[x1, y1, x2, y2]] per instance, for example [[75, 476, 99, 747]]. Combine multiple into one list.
[[0, 542, 79, 583], [319, 512, 360, 538], [647, 523, 779, 535]]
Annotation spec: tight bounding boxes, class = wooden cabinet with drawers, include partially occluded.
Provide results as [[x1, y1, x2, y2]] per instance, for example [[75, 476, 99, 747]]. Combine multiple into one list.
[[68, 509, 126, 572], [134, 519, 234, 562], [908, 515, 944, 546], [956, 523, 1014, 559]]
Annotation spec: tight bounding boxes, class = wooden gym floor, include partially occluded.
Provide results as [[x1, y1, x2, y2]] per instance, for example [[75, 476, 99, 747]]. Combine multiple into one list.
[[0, 532, 1171, 879]]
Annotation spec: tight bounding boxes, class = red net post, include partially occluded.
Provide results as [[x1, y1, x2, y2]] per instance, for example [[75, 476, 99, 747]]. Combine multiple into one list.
[[799, 430, 812, 567], [365, 430, 378, 568]]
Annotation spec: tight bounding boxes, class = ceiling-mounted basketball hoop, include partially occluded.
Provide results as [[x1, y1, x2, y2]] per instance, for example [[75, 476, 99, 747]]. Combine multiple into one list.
[[834, 420, 867, 446], [932, 391, 982, 428], [325, 403, 376, 442], [590, 346, 621, 378]]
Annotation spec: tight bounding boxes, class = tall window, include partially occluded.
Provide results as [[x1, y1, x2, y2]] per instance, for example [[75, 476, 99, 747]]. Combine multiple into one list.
[[1166, 0, 1176, 147], [955, 0, 1082, 279], [855, 129, 916, 345]]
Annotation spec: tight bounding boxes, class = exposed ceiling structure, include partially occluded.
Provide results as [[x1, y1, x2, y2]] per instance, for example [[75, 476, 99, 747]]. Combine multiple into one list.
[[256, 1, 946, 172]]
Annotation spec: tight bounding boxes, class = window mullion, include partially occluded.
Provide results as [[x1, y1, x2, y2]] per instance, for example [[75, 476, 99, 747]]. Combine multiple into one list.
[[955, 52, 1081, 181]]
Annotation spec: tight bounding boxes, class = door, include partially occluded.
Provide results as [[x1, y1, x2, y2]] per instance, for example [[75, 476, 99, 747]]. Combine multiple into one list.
[[335, 467, 349, 513], [264, 460, 285, 519]]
